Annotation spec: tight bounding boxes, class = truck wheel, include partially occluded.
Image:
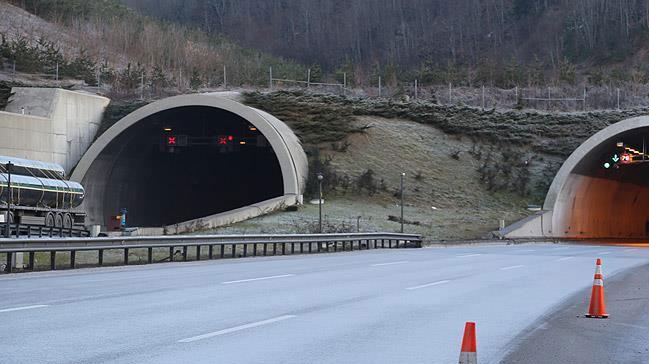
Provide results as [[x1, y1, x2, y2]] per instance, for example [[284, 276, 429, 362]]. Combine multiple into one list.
[[63, 213, 73, 229], [54, 213, 63, 228], [45, 213, 55, 228]]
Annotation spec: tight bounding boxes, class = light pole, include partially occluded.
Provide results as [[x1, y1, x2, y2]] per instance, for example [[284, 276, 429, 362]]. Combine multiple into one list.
[[4, 161, 13, 238], [317, 173, 324, 233], [400, 172, 405, 233]]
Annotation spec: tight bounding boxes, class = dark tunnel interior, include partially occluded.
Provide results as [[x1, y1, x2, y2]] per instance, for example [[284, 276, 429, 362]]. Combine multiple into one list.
[[554, 127, 649, 238], [100, 106, 284, 227]]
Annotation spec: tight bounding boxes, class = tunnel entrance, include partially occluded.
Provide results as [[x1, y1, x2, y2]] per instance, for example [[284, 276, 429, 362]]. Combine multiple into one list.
[[99, 106, 283, 227], [553, 127, 649, 238]]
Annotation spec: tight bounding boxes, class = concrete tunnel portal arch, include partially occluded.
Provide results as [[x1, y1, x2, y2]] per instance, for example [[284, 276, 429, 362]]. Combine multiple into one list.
[[72, 94, 307, 231], [508, 115, 649, 239]]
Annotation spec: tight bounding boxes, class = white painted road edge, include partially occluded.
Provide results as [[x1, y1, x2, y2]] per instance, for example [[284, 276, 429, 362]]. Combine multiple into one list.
[[178, 315, 296, 343], [556, 256, 574, 261], [406, 280, 451, 291], [0, 305, 49, 313], [221, 274, 295, 284], [371, 261, 408, 267], [500, 265, 525, 270], [457, 254, 482, 258]]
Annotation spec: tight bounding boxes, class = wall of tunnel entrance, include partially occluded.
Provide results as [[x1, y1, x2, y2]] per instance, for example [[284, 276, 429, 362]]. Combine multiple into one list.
[[506, 116, 649, 239], [71, 94, 307, 232]]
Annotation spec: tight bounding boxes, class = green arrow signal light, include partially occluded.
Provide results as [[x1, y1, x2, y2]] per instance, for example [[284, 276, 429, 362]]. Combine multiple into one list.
[[612, 154, 620, 163]]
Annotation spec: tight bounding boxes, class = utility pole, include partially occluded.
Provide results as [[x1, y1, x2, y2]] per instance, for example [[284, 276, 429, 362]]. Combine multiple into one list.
[[400, 172, 405, 233], [317, 173, 324, 233]]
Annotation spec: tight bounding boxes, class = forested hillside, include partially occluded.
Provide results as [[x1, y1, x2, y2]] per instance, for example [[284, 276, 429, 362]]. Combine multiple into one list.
[[122, 0, 649, 87], [1, 0, 306, 97]]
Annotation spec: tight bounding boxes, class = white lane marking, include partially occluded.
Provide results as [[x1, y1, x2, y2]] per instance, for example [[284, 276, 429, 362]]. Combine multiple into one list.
[[221, 274, 294, 285], [457, 254, 482, 258], [608, 321, 649, 330], [371, 261, 408, 267], [598, 251, 611, 255], [406, 280, 451, 291], [624, 248, 639, 253], [0, 305, 49, 313], [500, 265, 525, 270], [178, 315, 296, 343], [553, 247, 569, 250], [555, 256, 574, 262], [520, 249, 536, 252]]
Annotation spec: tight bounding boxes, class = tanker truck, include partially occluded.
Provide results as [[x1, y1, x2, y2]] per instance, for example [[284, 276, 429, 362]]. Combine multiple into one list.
[[0, 156, 86, 234]]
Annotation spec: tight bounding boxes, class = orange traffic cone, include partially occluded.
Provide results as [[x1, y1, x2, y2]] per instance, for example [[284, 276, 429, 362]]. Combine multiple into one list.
[[459, 322, 477, 364], [585, 258, 609, 318]]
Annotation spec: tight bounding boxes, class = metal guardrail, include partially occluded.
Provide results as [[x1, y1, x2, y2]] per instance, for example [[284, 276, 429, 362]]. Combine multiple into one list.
[[0, 232, 422, 273]]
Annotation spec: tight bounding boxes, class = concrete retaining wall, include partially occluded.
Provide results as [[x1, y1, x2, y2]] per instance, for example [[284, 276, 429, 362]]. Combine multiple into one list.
[[0, 88, 109, 174]]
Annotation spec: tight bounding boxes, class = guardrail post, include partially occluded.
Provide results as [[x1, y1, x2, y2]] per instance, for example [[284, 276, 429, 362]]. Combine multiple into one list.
[[5, 252, 12, 273], [273, 243, 277, 255], [309, 242, 313, 253], [263, 243, 267, 256], [333, 242, 337, 252], [124, 248, 129, 265], [253, 243, 257, 256], [208, 245, 213, 259], [231, 244, 236, 258], [182, 246, 188, 261], [291, 243, 295, 254], [220, 244, 225, 259], [196, 245, 201, 261], [148, 247, 153, 264], [28, 252, 35, 270], [300, 242, 304, 253], [98, 249, 104, 266], [243, 244, 248, 257], [70, 250, 76, 269], [39, 226, 43, 238], [170, 247, 175, 261], [50, 251, 56, 270], [281, 243, 286, 255]]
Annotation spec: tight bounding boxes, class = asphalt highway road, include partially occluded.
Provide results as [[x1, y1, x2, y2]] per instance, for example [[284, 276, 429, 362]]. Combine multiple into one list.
[[1, 243, 648, 364]]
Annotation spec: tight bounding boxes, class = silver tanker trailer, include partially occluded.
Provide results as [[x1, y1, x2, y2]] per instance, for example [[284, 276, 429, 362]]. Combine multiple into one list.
[[0, 156, 86, 231]]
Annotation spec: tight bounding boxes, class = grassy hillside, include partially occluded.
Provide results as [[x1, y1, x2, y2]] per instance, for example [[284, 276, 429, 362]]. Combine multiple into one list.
[[243, 91, 649, 203]]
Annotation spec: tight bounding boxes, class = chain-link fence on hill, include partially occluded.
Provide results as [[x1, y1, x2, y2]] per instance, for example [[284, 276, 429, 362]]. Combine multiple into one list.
[[3, 56, 649, 112]]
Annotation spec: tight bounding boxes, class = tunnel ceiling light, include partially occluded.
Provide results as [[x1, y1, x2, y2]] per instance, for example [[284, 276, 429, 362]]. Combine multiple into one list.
[[163, 127, 172, 132]]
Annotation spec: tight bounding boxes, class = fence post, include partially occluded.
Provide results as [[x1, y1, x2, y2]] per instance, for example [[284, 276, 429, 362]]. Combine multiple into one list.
[[414, 79, 418, 99], [223, 65, 227, 89], [617, 88, 621, 109], [343, 72, 347, 91], [56, 62, 59, 81], [481, 85, 485, 110], [583, 87, 587, 110], [378, 76, 382, 97], [449, 83, 452, 104], [269, 66, 273, 90], [140, 71, 144, 100], [307, 68, 311, 88]]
